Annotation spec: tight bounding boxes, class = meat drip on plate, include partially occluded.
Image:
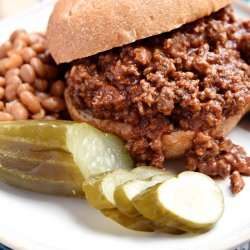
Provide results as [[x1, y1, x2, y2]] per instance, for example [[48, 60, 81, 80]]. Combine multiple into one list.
[[186, 133, 250, 194]]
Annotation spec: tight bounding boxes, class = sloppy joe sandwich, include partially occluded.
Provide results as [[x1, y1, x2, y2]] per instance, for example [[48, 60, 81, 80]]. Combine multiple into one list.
[[47, 0, 250, 192]]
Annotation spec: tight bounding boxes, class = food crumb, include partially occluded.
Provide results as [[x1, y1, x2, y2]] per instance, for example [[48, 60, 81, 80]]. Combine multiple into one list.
[[230, 171, 245, 194]]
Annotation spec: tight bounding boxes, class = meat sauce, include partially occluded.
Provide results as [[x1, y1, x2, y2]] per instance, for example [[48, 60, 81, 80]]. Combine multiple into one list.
[[67, 6, 250, 193]]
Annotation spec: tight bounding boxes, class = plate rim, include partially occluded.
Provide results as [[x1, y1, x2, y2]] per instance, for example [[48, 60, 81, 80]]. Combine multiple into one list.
[[0, 211, 249, 250], [0, 1, 249, 250]]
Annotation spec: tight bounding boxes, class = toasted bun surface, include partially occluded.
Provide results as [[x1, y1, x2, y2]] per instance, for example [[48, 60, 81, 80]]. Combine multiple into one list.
[[47, 0, 233, 64], [65, 89, 250, 159]]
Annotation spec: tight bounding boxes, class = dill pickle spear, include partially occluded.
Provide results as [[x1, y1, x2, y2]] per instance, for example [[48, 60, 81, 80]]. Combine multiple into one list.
[[0, 121, 134, 197], [0, 120, 73, 150], [0, 151, 83, 197], [0, 121, 84, 197]]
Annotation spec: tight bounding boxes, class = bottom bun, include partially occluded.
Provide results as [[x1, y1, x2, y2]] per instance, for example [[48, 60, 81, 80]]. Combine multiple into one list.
[[65, 89, 250, 159]]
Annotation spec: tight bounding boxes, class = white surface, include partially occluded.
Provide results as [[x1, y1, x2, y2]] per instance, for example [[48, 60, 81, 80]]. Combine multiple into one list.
[[0, 2, 249, 250]]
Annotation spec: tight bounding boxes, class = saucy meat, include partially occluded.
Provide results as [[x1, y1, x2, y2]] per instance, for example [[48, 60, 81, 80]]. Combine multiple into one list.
[[66, 6, 249, 191], [186, 133, 250, 177], [230, 171, 245, 194], [186, 132, 249, 193]]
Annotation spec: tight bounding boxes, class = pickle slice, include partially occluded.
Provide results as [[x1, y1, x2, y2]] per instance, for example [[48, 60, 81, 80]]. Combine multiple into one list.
[[132, 171, 224, 233], [83, 167, 166, 210], [114, 173, 183, 235], [145, 220, 184, 235], [83, 169, 137, 209], [130, 166, 167, 178], [82, 172, 113, 209], [66, 123, 134, 179], [101, 209, 153, 232], [114, 174, 174, 217], [83, 167, 182, 234]]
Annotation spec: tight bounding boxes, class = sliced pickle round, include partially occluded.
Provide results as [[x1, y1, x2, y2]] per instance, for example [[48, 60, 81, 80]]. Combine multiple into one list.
[[83, 167, 167, 210], [114, 174, 174, 217], [132, 171, 224, 233], [83, 169, 136, 209], [101, 208, 153, 232], [130, 166, 167, 178]]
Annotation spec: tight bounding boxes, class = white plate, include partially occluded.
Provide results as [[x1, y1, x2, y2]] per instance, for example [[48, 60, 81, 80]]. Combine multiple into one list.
[[0, 2, 249, 250]]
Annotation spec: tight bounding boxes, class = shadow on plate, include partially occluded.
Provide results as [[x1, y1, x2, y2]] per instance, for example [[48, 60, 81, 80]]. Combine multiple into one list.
[[238, 113, 250, 131], [0, 175, 196, 240]]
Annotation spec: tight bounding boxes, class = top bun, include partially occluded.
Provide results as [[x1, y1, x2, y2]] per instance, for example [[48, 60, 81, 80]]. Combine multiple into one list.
[[47, 0, 233, 64]]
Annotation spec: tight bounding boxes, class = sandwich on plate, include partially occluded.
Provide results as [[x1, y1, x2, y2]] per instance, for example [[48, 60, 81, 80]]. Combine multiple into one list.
[[47, 0, 250, 192]]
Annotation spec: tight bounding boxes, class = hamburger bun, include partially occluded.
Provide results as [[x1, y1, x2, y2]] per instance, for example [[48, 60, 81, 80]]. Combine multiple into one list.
[[47, 0, 233, 64]]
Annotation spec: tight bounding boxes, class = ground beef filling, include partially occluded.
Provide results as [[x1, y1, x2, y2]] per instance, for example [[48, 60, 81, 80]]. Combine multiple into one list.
[[67, 7, 250, 185], [186, 132, 249, 193], [230, 171, 245, 194]]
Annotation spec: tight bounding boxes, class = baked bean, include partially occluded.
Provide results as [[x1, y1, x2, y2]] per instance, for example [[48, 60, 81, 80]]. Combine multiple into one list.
[[10, 30, 27, 43], [0, 111, 14, 121], [38, 50, 53, 64], [41, 96, 65, 112], [35, 91, 50, 101], [5, 101, 13, 113], [32, 43, 46, 54], [5, 68, 20, 78], [10, 101, 29, 120], [17, 83, 35, 95], [19, 90, 42, 114], [29, 33, 42, 45], [20, 64, 36, 84], [34, 31, 45, 37], [44, 65, 59, 79], [0, 87, 5, 99], [5, 54, 23, 69], [29, 32, 46, 45], [5, 75, 22, 86], [44, 115, 57, 120], [31, 108, 45, 120], [12, 39, 28, 54], [34, 79, 48, 91], [53, 113, 60, 119], [0, 30, 68, 121], [5, 82, 20, 101], [21, 47, 36, 63], [30, 57, 46, 78], [0, 41, 12, 58], [50, 80, 65, 96], [0, 59, 8, 76], [16, 33, 30, 45], [0, 101, 4, 110], [0, 77, 6, 87]]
